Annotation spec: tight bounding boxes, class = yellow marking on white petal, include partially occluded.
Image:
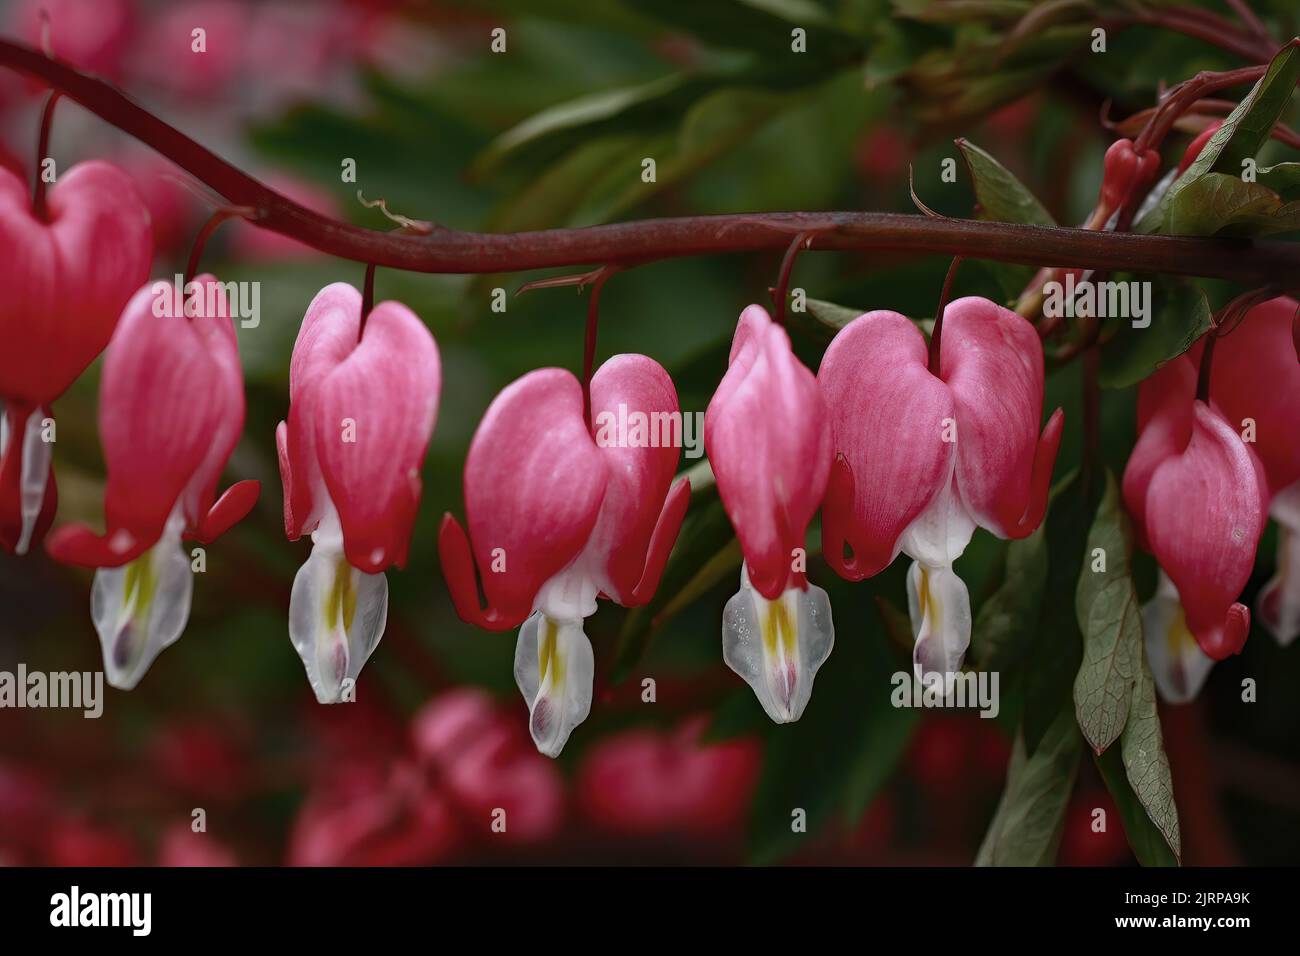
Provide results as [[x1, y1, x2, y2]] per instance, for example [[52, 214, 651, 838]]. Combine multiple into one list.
[[762, 597, 797, 661], [918, 565, 942, 633], [539, 616, 562, 690], [1165, 603, 1196, 655], [122, 547, 160, 633], [323, 556, 357, 633]]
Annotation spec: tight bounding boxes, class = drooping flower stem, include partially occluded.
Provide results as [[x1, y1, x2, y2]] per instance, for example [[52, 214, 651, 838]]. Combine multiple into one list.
[[184, 207, 252, 289], [1133, 62, 1274, 155], [30, 90, 60, 221], [771, 231, 813, 327], [1199, 287, 1285, 401], [359, 262, 377, 341], [927, 256, 963, 374], [581, 266, 618, 429]]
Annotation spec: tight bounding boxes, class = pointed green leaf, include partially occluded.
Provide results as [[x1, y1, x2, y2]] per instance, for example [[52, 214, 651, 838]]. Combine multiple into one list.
[[1094, 746, 1178, 866], [1138, 40, 1300, 234], [976, 703, 1083, 866], [956, 137, 1056, 227], [1073, 471, 1139, 754], [1119, 655, 1182, 862]]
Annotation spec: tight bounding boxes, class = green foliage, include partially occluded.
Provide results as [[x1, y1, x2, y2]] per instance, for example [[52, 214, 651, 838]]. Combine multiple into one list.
[[1098, 281, 1211, 390], [1073, 471, 1140, 754], [976, 704, 1082, 866], [956, 137, 1056, 227], [1139, 40, 1300, 235]]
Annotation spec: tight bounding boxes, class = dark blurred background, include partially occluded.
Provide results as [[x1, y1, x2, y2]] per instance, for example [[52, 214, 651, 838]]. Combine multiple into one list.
[[0, 0, 1297, 866]]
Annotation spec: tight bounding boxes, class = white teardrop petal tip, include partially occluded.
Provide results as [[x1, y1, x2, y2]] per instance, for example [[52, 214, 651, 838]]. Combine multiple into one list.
[[514, 612, 594, 758], [721, 567, 834, 724], [907, 560, 971, 689], [91, 522, 193, 691], [288, 542, 388, 704]]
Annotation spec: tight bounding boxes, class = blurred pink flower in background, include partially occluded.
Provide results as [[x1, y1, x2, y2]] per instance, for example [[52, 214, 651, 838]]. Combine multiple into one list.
[[48, 818, 140, 867], [1058, 791, 1133, 866], [157, 825, 237, 866], [289, 688, 565, 865], [577, 717, 759, 838], [12, 0, 136, 81]]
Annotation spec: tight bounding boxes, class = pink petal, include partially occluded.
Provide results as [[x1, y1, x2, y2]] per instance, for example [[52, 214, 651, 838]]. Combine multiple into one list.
[[279, 283, 363, 541], [940, 297, 1062, 539], [1124, 358, 1197, 549], [48, 280, 238, 567], [314, 298, 440, 572], [586, 353, 686, 605], [1145, 402, 1265, 659], [706, 306, 831, 599], [1194, 296, 1300, 496], [0, 161, 151, 406], [818, 311, 953, 580], [440, 369, 606, 630]]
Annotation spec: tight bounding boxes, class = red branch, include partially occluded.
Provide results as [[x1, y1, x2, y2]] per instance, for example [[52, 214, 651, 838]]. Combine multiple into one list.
[[2, 37, 1300, 286]]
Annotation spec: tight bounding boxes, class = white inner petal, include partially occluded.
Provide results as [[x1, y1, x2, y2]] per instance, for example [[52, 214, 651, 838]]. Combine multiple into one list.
[[288, 502, 389, 704], [721, 564, 835, 724], [0, 405, 54, 556], [1144, 569, 1215, 703], [906, 559, 972, 687], [900, 475, 977, 569], [531, 551, 601, 622], [91, 508, 193, 690], [514, 611, 594, 757], [1258, 484, 1300, 647]]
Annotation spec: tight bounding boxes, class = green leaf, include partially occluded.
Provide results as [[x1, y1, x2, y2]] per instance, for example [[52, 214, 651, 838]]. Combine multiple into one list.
[[1072, 470, 1139, 754], [1119, 654, 1182, 862], [1095, 745, 1178, 867], [1138, 40, 1300, 234], [624, 0, 865, 60], [971, 524, 1047, 672], [474, 73, 687, 176], [1166, 173, 1300, 237], [975, 702, 1083, 866], [1099, 281, 1211, 390], [894, 0, 1033, 24], [956, 137, 1056, 226], [1256, 161, 1300, 199]]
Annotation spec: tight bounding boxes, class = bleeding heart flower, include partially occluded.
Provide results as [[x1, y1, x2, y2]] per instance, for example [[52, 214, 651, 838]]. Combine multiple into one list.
[[45, 276, 258, 689], [1123, 396, 1264, 661], [276, 283, 440, 704], [818, 297, 1063, 682], [1124, 297, 1298, 692], [0, 160, 151, 555], [439, 356, 690, 756], [705, 305, 834, 724]]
